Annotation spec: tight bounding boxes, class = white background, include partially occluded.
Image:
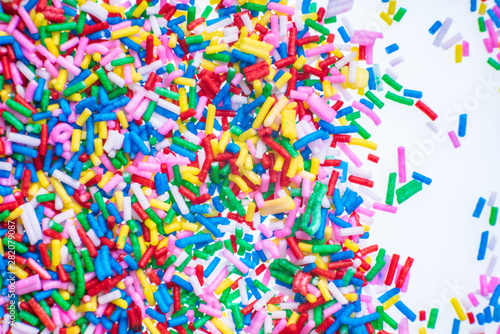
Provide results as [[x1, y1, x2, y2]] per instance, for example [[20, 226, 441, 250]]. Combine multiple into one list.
[[316, 0, 500, 332]]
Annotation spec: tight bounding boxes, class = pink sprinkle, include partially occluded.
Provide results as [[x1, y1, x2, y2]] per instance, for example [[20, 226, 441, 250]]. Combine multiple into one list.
[[338, 142, 363, 168], [397, 146, 406, 183], [468, 292, 479, 307], [480, 274, 489, 296], [462, 40, 469, 57], [352, 100, 381, 126], [373, 202, 398, 214], [448, 130, 461, 148], [267, 2, 295, 15]]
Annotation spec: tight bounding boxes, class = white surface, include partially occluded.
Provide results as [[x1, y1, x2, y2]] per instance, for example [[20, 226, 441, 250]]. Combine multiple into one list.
[[325, 0, 500, 332]]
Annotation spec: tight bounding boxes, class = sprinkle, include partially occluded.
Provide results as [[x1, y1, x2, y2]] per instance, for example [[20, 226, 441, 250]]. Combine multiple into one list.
[[474, 197, 487, 218]]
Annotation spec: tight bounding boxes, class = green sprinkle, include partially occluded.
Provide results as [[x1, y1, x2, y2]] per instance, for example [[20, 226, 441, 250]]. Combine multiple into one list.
[[41, 90, 51, 112], [490, 207, 498, 226], [305, 18, 330, 35], [204, 51, 230, 62], [0, 13, 12, 23], [241, 3, 267, 12], [385, 172, 397, 205], [64, 81, 85, 97], [427, 308, 439, 329], [37, 193, 56, 202], [385, 91, 414, 106], [393, 7, 407, 22], [487, 57, 500, 70], [324, 16, 337, 24], [0, 210, 10, 222], [111, 57, 135, 66], [49, 221, 64, 233], [186, 35, 204, 45], [76, 11, 86, 34], [350, 120, 371, 139], [187, 6, 196, 23], [314, 305, 323, 326], [143, 101, 157, 122], [155, 87, 180, 100], [45, 22, 77, 32], [280, 138, 299, 158], [51, 290, 72, 311], [382, 309, 398, 330], [2, 111, 24, 131], [172, 136, 201, 152], [478, 17, 486, 32], [396, 179, 423, 204], [108, 87, 128, 100], [382, 74, 403, 92], [19, 310, 40, 326], [96, 68, 114, 91], [311, 244, 342, 254], [201, 6, 213, 19], [345, 111, 360, 121], [365, 91, 385, 109], [3, 236, 28, 253]]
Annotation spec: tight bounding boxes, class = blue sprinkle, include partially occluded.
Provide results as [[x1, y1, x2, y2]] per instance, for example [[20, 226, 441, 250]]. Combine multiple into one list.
[[338, 26, 350, 43], [385, 43, 399, 54], [458, 113, 467, 137], [411, 172, 432, 185], [403, 89, 423, 99], [478, 231, 489, 261], [429, 21, 442, 34], [473, 197, 486, 218]]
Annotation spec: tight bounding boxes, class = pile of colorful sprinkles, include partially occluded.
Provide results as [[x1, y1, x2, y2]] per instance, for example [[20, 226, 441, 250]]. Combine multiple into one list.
[[0, 0, 447, 333]]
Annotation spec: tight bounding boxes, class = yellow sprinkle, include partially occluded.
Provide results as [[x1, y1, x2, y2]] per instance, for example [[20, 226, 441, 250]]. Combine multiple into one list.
[[174, 77, 196, 87], [71, 130, 82, 152], [240, 44, 269, 59], [264, 96, 289, 127], [252, 96, 275, 129], [287, 311, 300, 325], [380, 11, 393, 26], [206, 43, 228, 54], [211, 318, 233, 334], [479, 3, 487, 15], [51, 240, 61, 267], [450, 297, 467, 321], [6, 208, 24, 221], [246, 202, 256, 222], [44, 38, 59, 57], [348, 138, 378, 150], [344, 239, 359, 252], [143, 318, 160, 334], [382, 294, 400, 310], [111, 26, 141, 40], [54, 69, 68, 92], [205, 104, 216, 135], [132, 0, 148, 18], [387, 0, 397, 15], [76, 108, 92, 126], [344, 293, 358, 301], [317, 278, 332, 302], [214, 277, 234, 295], [455, 44, 462, 63], [116, 225, 129, 250], [275, 72, 292, 90], [298, 242, 313, 253], [8, 264, 28, 279]]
